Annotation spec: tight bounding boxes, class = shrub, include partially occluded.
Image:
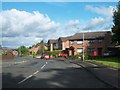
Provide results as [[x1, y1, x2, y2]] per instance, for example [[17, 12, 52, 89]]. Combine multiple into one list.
[[75, 54, 82, 59], [84, 53, 88, 60], [45, 50, 63, 58]]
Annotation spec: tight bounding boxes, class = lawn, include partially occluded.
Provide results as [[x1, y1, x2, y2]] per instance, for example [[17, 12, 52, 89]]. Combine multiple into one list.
[[86, 57, 120, 69]]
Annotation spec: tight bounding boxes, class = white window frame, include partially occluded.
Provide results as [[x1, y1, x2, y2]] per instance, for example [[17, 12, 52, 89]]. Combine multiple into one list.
[[70, 41, 74, 45], [77, 41, 83, 44], [77, 48, 83, 53]]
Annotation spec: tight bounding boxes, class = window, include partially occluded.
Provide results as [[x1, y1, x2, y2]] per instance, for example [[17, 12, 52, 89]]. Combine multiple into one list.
[[88, 48, 95, 52], [89, 40, 96, 44], [77, 41, 83, 44], [98, 39, 103, 43], [77, 48, 83, 53], [70, 41, 74, 45]]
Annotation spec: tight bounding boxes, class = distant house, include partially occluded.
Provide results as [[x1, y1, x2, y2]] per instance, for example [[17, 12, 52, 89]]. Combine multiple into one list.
[[29, 45, 48, 54], [1, 49, 18, 60], [12, 50, 19, 56], [48, 39, 58, 51], [48, 31, 112, 56], [58, 36, 71, 50]]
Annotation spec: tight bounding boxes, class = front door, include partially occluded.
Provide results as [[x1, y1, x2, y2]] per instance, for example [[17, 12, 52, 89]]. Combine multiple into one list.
[[97, 48, 102, 56], [69, 46, 74, 56]]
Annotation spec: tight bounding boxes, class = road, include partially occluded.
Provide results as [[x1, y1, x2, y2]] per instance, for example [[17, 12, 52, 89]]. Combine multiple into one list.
[[2, 57, 113, 88]]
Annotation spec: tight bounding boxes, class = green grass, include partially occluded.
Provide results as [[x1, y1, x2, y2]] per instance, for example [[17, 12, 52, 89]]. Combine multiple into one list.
[[86, 57, 120, 69]]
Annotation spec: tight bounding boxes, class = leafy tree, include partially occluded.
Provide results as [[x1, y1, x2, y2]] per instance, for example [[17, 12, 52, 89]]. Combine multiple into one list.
[[36, 40, 44, 46], [112, 1, 120, 45], [17, 45, 29, 56], [32, 51, 36, 58]]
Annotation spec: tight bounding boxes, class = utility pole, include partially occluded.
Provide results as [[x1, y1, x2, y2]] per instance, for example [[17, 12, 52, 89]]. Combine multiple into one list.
[[83, 32, 84, 62], [42, 40, 44, 56]]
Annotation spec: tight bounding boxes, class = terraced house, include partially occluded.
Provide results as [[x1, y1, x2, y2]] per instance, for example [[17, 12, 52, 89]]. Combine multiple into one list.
[[48, 31, 112, 56]]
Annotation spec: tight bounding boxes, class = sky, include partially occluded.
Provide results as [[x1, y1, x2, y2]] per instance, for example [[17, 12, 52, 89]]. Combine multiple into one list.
[[1, 1, 118, 48]]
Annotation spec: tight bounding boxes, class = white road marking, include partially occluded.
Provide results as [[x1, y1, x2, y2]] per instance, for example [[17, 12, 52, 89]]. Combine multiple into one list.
[[18, 62, 48, 84], [41, 62, 48, 69], [18, 71, 39, 84], [41, 64, 46, 69], [33, 70, 39, 75], [18, 74, 33, 84]]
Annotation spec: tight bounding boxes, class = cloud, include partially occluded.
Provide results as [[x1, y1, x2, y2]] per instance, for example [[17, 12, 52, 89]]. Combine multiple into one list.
[[1, 9, 59, 48], [83, 5, 116, 31], [66, 20, 80, 27], [83, 17, 105, 30], [1, 9, 80, 48], [85, 5, 116, 17]]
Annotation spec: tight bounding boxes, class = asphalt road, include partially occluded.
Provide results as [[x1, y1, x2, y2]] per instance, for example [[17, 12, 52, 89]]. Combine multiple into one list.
[[2, 57, 113, 88]]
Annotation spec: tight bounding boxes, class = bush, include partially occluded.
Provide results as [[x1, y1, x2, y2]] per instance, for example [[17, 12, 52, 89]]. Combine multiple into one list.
[[75, 54, 82, 59], [45, 50, 63, 58], [84, 53, 88, 60], [74, 53, 88, 60]]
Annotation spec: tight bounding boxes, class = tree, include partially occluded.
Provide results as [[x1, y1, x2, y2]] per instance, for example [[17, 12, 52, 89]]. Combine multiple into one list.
[[112, 1, 120, 45], [36, 40, 44, 46], [17, 45, 28, 56]]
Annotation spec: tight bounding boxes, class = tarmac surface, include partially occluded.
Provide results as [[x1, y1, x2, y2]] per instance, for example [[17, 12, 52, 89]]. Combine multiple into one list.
[[2, 57, 118, 88]]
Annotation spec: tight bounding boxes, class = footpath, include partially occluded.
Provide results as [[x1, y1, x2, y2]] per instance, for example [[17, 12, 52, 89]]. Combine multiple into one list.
[[67, 59, 120, 88]]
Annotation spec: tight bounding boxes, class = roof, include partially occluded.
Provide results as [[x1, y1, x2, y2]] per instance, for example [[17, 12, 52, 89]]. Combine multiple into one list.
[[59, 36, 72, 42], [69, 31, 111, 40], [48, 39, 58, 44]]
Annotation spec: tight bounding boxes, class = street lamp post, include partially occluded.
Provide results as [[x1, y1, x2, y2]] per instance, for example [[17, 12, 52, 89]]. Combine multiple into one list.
[[83, 32, 84, 62]]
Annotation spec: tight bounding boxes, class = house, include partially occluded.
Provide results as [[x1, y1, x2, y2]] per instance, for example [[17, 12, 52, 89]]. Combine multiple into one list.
[[68, 31, 112, 56], [1, 49, 18, 60], [29, 45, 48, 54], [48, 31, 112, 56], [48, 39, 58, 51], [58, 36, 71, 50]]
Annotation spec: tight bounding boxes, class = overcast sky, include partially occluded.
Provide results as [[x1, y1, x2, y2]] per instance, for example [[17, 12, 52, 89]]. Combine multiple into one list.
[[1, 1, 118, 48]]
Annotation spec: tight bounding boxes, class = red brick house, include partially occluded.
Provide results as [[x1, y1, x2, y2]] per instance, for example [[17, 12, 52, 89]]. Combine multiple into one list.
[[58, 36, 71, 50], [48, 31, 112, 56], [68, 31, 112, 56], [48, 39, 58, 51]]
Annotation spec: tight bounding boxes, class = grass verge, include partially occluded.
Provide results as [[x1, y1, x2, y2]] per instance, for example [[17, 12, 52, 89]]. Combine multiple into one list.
[[86, 57, 120, 69]]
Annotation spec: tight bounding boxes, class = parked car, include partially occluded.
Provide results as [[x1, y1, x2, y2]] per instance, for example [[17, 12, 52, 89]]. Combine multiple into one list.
[[44, 54, 50, 60], [58, 53, 68, 57], [35, 55, 41, 59], [103, 51, 115, 56]]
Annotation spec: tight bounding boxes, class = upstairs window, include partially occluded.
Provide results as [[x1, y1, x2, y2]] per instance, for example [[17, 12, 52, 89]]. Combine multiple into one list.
[[98, 39, 103, 43], [88, 48, 95, 52], [89, 40, 96, 44], [70, 41, 74, 45], [77, 41, 83, 44]]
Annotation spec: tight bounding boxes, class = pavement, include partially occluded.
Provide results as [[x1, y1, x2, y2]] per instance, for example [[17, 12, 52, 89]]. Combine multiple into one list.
[[65, 59, 120, 89]]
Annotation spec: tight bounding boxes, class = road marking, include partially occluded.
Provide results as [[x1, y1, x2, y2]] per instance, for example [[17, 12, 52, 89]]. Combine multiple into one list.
[[18, 74, 33, 84], [18, 62, 48, 84], [41, 64, 46, 69], [18, 71, 39, 84], [41, 62, 47, 69], [33, 70, 39, 75]]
